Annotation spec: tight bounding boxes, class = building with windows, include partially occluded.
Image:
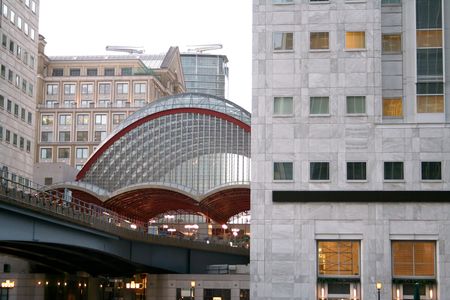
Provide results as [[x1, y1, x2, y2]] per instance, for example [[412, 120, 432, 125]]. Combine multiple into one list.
[[252, 0, 449, 299], [181, 53, 228, 98], [0, 0, 39, 184], [34, 40, 185, 184]]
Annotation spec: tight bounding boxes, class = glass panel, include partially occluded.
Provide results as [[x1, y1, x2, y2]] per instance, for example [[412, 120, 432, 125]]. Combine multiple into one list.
[[421, 162, 441, 180], [381, 0, 400, 4], [416, 0, 442, 29], [310, 32, 329, 50], [382, 34, 401, 53], [346, 96, 365, 114], [347, 162, 366, 180], [274, 97, 293, 115], [310, 162, 329, 180], [384, 162, 404, 180], [318, 241, 360, 276], [392, 241, 435, 277], [417, 95, 444, 113], [417, 49, 443, 78], [415, 242, 435, 276], [346, 32, 365, 49], [417, 30, 442, 48], [274, 162, 293, 180], [417, 82, 443, 94], [273, 32, 293, 51], [310, 97, 329, 114], [328, 283, 350, 294], [383, 98, 402, 117]]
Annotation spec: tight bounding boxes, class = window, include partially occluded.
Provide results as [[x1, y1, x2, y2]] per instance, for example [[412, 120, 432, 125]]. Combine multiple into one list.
[[392, 241, 435, 277], [13, 104, 19, 117], [273, 32, 293, 51], [272, 0, 293, 4], [22, 78, 27, 93], [98, 100, 110, 107], [40, 148, 52, 159], [1, 34, 6, 47], [416, 0, 441, 29], [17, 16, 22, 30], [76, 148, 89, 159], [7, 99, 12, 113], [59, 131, 70, 142], [104, 68, 115, 76], [318, 240, 360, 276], [384, 162, 404, 180], [121, 67, 132, 76], [382, 34, 401, 53], [347, 162, 366, 180], [2, 4, 7, 17], [69, 68, 81, 76], [80, 100, 91, 107], [273, 162, 293, 180], [27, 112, 32, 124], [5, 130, 10, 143], [76, 131, 88, 142], [383, 97, 402, 117], [16, 45, 22, 59], [310, 32, 329, 50], [134, 99, 146, 107], [310, 97, 329, 115], [19, 137, 24, 150], [94, 131, 107, 142], [10, 10, 15, 24], [58, 148, 70, 159], [0, 287, 10, 300], [99, 83, 111, 94], [64, 84, 76, 95], [59, 114, 72, 126], [26, 140, 30, 152], [116, 100, 127, 107], [1, 65, 5, 78], [14, 74, 20, 87], [52, 68, 63, 76], [310, 162, 329, 180], [75, 164, 83, 171], [113, 114, 126, 125], [12, 133, 17, 147], [417, 30, 442, 48], [81, 83, 93, 94], [134, 83, 146, 94], [0, 126, 2, 141], [9, 40, 14, 54], [346, 96, 365, 114], [44, 177, 53, 185], [21, 108, 26, 121], [240, 289, 250, 300], [8, 70, 13, 82], [204, 289, 231, 300], [345, 32, 365, 49], [117, 83, 129, 94], [382, 0, 400, 4], [77, 114, 89, 126], [417, 82, 443, 113], [421, 161, 441, 180], [41, 131, 53, 142], [31, 1, 36, 13], [273, 97, 293, 116], [95, 114, 107, 125], [46, 83, 58, 95], [87, 68, 98, 76], [0, 95, 3, 109], [63, 100, 76, 108], [417, 49, 443, 79]]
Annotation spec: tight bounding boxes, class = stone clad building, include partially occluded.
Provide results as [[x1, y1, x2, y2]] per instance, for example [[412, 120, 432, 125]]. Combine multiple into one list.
[[252, 0, 450, 299]]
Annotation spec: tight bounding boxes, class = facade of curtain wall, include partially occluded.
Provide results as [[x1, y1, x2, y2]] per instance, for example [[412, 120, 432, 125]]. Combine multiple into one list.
[[252, 0, 450, 299]]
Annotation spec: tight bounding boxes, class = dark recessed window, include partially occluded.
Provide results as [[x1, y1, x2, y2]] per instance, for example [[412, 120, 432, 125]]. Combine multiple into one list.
[[274, 162, 293, 180], [310, 162, 329, 180], [121, 67, 132, 76], [52, 68, 63, 76], [69, 68, 81, 76], [347, 162, 366, 180], [421, 161, 441, 180], [104, 68, 115, 76], [86, 68, 98, 76], [384, 162, 404, 180]]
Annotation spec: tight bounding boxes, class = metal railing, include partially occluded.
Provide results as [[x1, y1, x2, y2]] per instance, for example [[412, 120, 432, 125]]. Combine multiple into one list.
[[0, 175, 249, 252]]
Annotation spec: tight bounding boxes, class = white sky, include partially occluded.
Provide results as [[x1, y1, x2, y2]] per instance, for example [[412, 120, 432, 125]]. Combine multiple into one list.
[[38, 0, 252, 111]]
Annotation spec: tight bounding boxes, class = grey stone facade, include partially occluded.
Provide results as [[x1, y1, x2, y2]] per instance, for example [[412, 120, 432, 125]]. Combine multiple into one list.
[[252, 0, 450, 299]]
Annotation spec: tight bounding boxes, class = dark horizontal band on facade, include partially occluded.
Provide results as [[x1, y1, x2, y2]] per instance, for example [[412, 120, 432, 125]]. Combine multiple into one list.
[[273, 190, 450, 203]]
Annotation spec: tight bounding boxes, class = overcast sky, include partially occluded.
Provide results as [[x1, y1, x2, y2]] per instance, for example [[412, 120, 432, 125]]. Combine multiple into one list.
[[38, 0, 252, 111]]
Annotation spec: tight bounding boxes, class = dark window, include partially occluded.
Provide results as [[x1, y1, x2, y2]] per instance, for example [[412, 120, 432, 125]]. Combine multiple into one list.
[[6, 100, 11, 113], [44, 177, 53, 185], [384, 162, 404, 180], [14, 104, 19, 117], [3, 263, 10, 273], [416, 0, 442, 29], [347, 162, 366, 180], [310, 162, 329, 180], [27, 112, 32, 124], [417, 82, 444, 95], [121, 67, 132, 76], [21, 108, 25, 120], [328, 283, 351, 294], [0, 95, 4, 109], [86, 68, 98, 76], [69, 68, 80, 76], [273, 162, 293, 180], [421, 161, 441, 180], [0, 287, 9, 300], [104, 68, 115, 76], [417, 49, 443, 78], [0, 126, 2, 140], [240, 289, 250, 300], [52, 68, 63, 76], [402, 284, 426, 296], [1, 34, 7, 47]]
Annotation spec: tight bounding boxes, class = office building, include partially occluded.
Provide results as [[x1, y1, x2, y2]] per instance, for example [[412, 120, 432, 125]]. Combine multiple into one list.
[[252, 0, 449, 299], [181, 53, 228, 98], [0, 0, 39, 185], [34, 41, 185, 184]]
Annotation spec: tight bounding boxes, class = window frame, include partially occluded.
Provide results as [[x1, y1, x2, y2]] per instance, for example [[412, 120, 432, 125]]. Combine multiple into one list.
[[273, 96, 294, 117], [384, 161, 404, 181], [346, 96, 366, 115], [346, 161, 367, 181], [421, 161, 441, 181], [345, 31, 366, 50], [273, 32, 294, 52], [310, 32, 330, 51], [310, 162, 330, 181], [391, 240, 436, 279], [273, 162, 294, 181]]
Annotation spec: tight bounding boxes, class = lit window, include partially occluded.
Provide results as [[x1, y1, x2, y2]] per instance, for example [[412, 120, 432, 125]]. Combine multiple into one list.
[[384, 162, 404, 180], [41, 115, 54, 126], [382, 98, 402, 117], [47, 84, 59, 95], [382, 34, 401, 53], [310, 97, 329, 115], [273, 32, 294, 51], [345, 32, 365, 49], [347, 162, 366, 181], [346, 96, 365, 114], [273, 162, 293, 180], [40, 148, 52, 159], [310, 162, 329, 181], [417, 30, 442, 48], [392, 241, 435, 277], [76, 148, 89, 159], [2, 4, 7, 17], [417, 82, 444, 113], [318, 241, 360, 276], [273, 97, 293, 116], [421, 161, 441, 180], [64, 84, 76, 95], [310, 32, 329, 50], [95, 114, 107, 125]]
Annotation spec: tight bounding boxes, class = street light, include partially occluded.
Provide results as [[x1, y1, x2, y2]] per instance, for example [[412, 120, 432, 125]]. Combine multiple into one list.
[[190, 281, 196, 300], [376, 282, 382, 300]]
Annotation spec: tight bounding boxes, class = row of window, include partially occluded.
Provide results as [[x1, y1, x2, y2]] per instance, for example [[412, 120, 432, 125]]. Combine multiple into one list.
[[1, 3, 36, 41], [273, 0, 400, 5], [40, 147, 90, 164], [47, 82, 148, 96], [40, 130, 109, 143], [0, 94, 33, 124], [41, 113, 126, 127], [315, 240, 435, 300], [1, 31, 36, 70], [274, 161, 442, 181], [0, 125, 32, 152], [0, 62, 34, 97], [43, 99, 147, 109], [51, 67, 143, 77], [0, 164, 32, 189]]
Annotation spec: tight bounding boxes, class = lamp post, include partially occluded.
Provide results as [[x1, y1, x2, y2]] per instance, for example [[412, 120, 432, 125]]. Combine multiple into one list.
[[190, 281, 196, 300], [376, 282, 382, 300]]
